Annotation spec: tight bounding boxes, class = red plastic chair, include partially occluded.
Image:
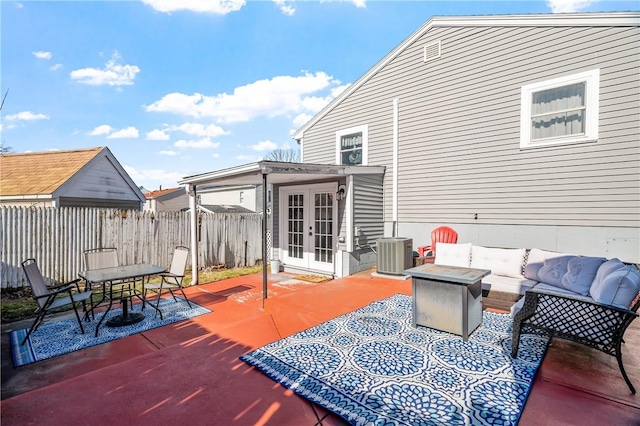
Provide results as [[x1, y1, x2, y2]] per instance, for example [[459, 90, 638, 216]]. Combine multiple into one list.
[[417, 226, 458, 257]]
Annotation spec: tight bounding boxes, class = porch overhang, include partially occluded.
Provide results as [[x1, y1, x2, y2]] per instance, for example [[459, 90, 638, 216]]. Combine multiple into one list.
[[178, 160, 385, 187], [178, 161, 385, 308]]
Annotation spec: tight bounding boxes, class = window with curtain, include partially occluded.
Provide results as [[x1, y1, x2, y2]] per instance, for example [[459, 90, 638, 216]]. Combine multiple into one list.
[[520, 69, 599, 148]]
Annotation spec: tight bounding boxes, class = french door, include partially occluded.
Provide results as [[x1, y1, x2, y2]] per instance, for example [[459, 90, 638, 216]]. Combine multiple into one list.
[[280, 184, 337, 273]]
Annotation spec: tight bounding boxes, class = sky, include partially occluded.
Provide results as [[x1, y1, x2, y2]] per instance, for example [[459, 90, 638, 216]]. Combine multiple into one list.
[[1, 0, 638, 191]]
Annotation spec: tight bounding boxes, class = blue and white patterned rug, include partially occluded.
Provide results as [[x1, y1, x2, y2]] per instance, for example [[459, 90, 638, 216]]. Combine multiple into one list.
[[240, 294, 549, 426], [10, 297, 210, 367]]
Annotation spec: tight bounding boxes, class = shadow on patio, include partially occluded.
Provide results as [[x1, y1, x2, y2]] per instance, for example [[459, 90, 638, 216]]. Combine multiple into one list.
[[2, 271, 639, 425]]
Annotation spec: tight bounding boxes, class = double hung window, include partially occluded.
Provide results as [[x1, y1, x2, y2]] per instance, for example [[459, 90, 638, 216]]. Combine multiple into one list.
[[520, 69, 599, 148]]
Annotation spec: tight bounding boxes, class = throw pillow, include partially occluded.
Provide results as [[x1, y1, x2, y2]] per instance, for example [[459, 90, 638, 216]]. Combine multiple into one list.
[[590, 258, 626, 297], [471, 246, 526, 278], [524, 248, 573, 281], [537, 256, 575, 288], [434, 242, 472, 268], [591, 266, 640, 309], [560, 256, 606, 296]]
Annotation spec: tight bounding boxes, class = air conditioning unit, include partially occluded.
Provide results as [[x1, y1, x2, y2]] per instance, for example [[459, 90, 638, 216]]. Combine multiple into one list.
[[377, 238, 413, 275]]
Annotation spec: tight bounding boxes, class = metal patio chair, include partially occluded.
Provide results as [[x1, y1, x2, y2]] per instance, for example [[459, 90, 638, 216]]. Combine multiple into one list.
[[83, 247, 118, 271], [21, 259, 94, 345], [143, 246, 192, 319]]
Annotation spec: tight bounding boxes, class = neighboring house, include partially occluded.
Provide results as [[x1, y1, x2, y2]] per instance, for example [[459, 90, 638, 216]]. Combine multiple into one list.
[[198, 184, 264, 213], [0, 147, 146, 209], [180, 12, 640, 279], [144, 187, 189, 212]]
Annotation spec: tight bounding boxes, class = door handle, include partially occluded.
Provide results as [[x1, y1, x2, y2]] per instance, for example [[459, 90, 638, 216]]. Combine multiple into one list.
[[308, 226, 313, 236]]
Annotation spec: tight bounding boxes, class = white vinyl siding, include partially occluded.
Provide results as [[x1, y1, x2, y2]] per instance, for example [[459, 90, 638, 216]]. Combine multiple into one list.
[[301, 24, 640, 228]]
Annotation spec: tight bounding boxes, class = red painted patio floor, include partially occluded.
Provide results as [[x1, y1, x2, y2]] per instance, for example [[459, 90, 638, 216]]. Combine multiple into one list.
[[1, 271, 639, 425]]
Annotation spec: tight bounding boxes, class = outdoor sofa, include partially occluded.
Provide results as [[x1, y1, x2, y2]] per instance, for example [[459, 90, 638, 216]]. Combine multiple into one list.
[[431, 242, 640, 393]]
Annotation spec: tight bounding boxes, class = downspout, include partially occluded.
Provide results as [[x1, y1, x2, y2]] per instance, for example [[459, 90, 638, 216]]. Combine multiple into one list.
[[262, 172, 268, 309], [392, 98, 399, 237], [187, 184, 199, 286]]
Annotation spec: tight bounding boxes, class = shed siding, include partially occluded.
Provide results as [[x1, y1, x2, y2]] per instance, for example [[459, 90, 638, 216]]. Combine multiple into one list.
[[301, 24, 640, 229], [63, 157, 142, 202]]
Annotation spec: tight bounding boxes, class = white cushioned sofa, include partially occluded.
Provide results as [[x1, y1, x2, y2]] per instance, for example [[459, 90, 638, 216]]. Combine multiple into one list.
[[433, 242, 640, 393]]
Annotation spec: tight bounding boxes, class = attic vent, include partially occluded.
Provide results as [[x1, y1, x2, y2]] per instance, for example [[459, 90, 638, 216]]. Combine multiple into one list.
[[423, 41, 441, 62]]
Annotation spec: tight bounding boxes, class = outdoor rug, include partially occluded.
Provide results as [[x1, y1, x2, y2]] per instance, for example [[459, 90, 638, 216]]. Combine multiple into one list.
[[240, 294, 549, 426], [11, 297, 210, 367]]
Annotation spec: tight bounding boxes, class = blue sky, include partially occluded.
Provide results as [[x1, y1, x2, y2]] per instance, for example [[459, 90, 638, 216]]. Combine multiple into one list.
[[2, 0, 637, 190]]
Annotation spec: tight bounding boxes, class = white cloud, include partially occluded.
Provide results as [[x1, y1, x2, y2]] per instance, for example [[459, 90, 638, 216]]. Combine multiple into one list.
[[124, 165, 185, 187], [174, 138, 220, 149], [5, 111, 50, 121], [146, 129, 170, 140], [70, 51, 140, 86], [159, 150, 179, 156], [167, 122, 229, 138], [33, 51, 52, 60], [251, 140, 279, 152], [352, 0, 366, 7], [142, 0, 245, 14], [50, 63, 63, 71], [146, 71, 338, 123], [273, 0, 295, 15], [293, 113, 312, 128], [546, 0, 598, 12], [107, 127, 139, 139], [88, 124, 114, 136]]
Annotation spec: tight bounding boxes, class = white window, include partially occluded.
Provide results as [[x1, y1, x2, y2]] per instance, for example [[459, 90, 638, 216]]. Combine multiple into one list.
[[336, 125, 368, 165], [520, 69, 599, 148]]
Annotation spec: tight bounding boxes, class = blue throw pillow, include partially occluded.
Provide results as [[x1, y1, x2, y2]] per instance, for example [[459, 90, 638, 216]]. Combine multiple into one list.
[[591, 266, 640, 309], [537, 256, 574, 288], [561, 256, 606, 296], [590, 258, 625, 296]]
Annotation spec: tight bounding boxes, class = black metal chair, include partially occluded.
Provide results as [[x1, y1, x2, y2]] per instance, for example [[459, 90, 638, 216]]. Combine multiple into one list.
[[21, 259, 94, 345]]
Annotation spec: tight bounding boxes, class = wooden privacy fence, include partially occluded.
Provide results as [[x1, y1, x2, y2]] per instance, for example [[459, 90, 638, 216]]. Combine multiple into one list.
[[0, 206, 263, 289]]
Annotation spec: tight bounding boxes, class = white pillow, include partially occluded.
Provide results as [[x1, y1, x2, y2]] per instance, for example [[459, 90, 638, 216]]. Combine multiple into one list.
[[524, 248, 575, 281], [471, 246, 526, 278], [434, 242, 472, 267]]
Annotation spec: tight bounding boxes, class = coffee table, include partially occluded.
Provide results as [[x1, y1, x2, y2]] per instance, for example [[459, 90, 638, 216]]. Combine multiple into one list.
[[404, 263, 490, 341]]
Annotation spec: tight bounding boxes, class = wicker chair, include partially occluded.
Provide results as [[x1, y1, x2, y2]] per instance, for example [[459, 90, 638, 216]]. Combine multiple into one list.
[[511, 287, 640, 393]]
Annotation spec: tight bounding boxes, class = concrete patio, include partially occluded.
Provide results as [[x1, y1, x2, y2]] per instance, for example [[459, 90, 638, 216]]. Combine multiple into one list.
[[2, 271, 639, 425]]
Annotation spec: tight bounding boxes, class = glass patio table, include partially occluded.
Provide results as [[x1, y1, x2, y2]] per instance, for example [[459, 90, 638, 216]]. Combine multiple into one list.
[[79, 264, 165, 336]]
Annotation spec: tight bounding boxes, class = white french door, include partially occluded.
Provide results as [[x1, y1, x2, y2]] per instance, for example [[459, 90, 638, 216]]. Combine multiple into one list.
[[279, 183, 337, 274]]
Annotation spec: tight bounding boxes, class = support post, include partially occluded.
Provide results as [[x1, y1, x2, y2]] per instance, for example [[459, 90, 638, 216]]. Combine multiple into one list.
[[262, 173, 268, 308], [188, 184, 199, 286]]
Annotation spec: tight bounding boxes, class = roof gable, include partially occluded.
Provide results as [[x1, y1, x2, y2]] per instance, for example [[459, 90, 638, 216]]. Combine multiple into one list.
[[292, 12, 640, 140], [0, 147, 102, 196]]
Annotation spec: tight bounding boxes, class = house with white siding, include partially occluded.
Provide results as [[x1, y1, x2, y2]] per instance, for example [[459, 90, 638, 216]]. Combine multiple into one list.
[[181, 12, 640, 280], [144, 187, 189, 212]]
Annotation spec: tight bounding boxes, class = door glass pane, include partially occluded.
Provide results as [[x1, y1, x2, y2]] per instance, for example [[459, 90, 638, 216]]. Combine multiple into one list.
[[313, 192, 333, 263], [288, 194, 304, 259]]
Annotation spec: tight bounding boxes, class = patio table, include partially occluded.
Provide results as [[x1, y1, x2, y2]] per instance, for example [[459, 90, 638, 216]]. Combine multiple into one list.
[[79, 264, 165, 336], [404, 263, 490, 341]]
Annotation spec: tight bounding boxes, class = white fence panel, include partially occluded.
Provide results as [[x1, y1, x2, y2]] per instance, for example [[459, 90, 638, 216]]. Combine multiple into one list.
[[0, 207, 263, 289]]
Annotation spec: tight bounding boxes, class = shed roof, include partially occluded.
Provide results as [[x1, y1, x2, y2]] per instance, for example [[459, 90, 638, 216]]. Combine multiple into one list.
[[0, 147, 103, 196]]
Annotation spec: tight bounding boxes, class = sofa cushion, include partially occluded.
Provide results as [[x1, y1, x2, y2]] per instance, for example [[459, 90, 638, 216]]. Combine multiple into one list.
[[590, 266, 640, 309], [590, 258, 626, 294], [524, 248, 574, 281], [510, 283, 594, 318], [537, 256, 575, 288], [434, 242, 471, 268], [471, 246, 525, 278], [560, 256, 606, 296], [481, 274, 537, 296]]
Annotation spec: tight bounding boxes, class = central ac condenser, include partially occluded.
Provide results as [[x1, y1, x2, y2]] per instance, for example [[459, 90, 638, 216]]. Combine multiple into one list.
[[376, 237, 413, 275]]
